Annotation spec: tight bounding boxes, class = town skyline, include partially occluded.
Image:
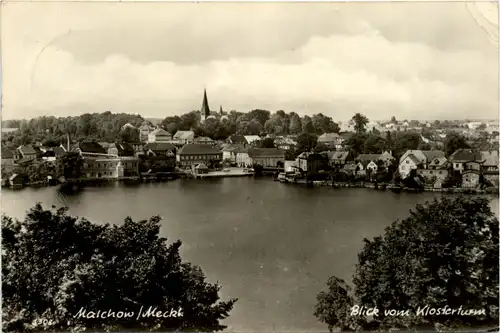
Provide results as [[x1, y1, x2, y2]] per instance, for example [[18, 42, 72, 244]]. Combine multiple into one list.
[[2, 2, 498, 121]]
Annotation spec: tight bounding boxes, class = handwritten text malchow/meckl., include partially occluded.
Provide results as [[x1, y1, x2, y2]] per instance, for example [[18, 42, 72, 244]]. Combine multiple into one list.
[[74, 306, 184, 320]]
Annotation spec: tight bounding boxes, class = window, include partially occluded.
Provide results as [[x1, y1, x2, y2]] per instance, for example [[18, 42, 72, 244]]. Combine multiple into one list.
[[429, 171, 433, 174], [439, 171, 442, 174], [406, 160, 409, 164]]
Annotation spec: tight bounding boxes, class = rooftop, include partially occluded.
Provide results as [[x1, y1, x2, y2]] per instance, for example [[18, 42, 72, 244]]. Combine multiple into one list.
[[248, 148, 285, 158], [177, 144, 221, 155]]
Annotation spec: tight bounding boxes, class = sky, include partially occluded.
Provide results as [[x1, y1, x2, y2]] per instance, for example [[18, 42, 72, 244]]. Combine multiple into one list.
[[1, 1, 499, 121]]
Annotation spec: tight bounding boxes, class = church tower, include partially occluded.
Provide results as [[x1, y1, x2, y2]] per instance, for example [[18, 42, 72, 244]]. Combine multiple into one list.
[[200, 89, 211, 123]]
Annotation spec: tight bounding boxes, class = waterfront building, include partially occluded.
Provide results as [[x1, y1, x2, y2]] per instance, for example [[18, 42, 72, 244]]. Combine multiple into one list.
[[461, 161, 482, 188], [448, 149, 483, 173], [222, 146, 238, 163], [355, 154, 381, 174], [296, 152, 328, 176], [235, 148, 251, 167], [399, 153, 423, 179], [481, 150, 499, 186], [82, 156, 139, 178], [342, 163, 358, 176], [9, 173, 24, 188], [324, 150, 352, 168], [248, 148, 285, 168], [2, 146, 16, 172], [176, 143, 222, 168], [398, 150, 445, 178]]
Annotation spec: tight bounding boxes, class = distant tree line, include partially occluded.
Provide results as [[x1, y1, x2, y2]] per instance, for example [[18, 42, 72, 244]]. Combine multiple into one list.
[[2, 112, 145, 147], [2, 110, 342, 147]]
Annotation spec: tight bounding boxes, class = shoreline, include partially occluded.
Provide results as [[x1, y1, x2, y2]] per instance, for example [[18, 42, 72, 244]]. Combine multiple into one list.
[[279, 179, 499, 194], [3, 174, 498, 195]]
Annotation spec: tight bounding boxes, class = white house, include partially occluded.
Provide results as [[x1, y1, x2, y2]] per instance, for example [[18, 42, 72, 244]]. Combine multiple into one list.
[[148, 128, 172, 143], [399, 153, 422, 178], [121, 123, 136, 131], [318, 133, 344, 149], [173, 130, 195, 144], [235, 148, 251, 167], [244, 136, 261, 145]]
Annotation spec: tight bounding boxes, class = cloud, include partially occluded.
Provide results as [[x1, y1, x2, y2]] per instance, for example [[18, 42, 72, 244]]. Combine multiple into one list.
[[2, 2, 498, 120]]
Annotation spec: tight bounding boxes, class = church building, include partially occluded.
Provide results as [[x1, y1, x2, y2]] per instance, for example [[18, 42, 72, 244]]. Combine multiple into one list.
[[200, 89, 214, 123]]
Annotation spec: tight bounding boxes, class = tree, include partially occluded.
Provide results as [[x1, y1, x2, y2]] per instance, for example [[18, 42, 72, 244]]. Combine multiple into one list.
[[57, 152, 84, 180], [296, 133, 318, 153], [314, 142, 330, 153], [385, 131, 393, 152], [259, 138, 276, 148], [247, 109, 271, 127], [315, 196, 499, 332], [119, 127, 140, 142], [289, 113, 302, 134], [390, 116, 397, 123], [393, 132, 421, 158], [344, 133, 368, 156], [352, 113, 369, 133], [2, 204, 236, 332], [302, 116, 315, 134], [444, 133, 471, 157], [363, 133, 385, 154], [43, 138, 61, 147], [179, 112, 199, 130], [285, 147, 299, 160], [476, 123, 487, 131], [166, 123, 179, 136], [311, 113, 339, 134]]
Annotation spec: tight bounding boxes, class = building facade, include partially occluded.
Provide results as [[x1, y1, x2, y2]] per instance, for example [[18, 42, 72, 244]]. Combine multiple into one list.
[[248, 148, 285, 168], [176, 144, 222, 168], [148, 128, 172, 143], [82, 156, 139, 178]]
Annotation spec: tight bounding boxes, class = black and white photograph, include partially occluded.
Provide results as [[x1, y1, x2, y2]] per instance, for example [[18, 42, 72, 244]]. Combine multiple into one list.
[[1, 1, 499, 332]]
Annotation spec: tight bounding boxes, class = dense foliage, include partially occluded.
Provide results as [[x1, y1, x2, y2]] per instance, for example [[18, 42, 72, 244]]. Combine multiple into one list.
[[2, 204, 236, 332], [2, 112, 145, 146], [314, 196, 499, 332], [3, 110, 341, 146]]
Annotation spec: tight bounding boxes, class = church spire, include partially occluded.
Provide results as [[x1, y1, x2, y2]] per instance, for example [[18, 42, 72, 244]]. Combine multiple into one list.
[[201, 88, 211, 119], [220, 105, 223, 115]]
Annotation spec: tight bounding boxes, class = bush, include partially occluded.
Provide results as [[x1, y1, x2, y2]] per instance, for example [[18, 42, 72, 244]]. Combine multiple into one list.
[[2, 204, 236, 332], [315, 196, 499, 331]]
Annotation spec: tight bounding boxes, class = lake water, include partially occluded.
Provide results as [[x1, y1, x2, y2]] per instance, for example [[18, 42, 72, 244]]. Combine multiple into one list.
[[1, 178, 498, 332]]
